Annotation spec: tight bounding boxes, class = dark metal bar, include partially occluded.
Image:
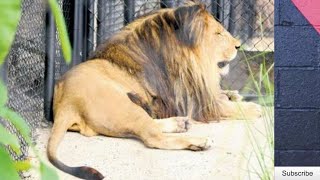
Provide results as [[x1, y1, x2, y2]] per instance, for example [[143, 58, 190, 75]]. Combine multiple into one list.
[[124, 0, 135, 25], [86, 0, 95, 58], [161, 0, 175, 8], [72, 0, 85, 66], [0, 59, 7, 84], [83, 0, 89, 59], [97, 0, 114, 44], [211, 0, 222, 21], [97, 0, 104, 45], [44, 9, 56, 122], [220, 0, 224, 22]]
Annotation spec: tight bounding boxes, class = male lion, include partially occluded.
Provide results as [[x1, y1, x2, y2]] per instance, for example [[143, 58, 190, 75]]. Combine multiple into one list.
[[47, 2, 261, 179]]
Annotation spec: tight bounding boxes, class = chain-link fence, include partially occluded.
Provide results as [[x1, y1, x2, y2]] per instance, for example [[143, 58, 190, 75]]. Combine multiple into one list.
[[0, 0, 73, 166], [90, 0, 274, 51], [0, 0, 47, 161], [1, 0, 274, 166], [86, 0, 274, 96]]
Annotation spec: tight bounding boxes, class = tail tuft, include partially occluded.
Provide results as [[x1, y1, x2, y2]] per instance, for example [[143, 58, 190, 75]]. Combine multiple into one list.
[[73, 166, 104, 180]]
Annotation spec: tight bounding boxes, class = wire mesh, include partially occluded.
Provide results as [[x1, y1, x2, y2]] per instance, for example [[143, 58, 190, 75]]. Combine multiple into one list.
[[135, 0, 161, 17], [54, 0, 74, 80], [87, 0, 274, 51], [0, 0, 74, 164], [96, 0, 125, 43], [87, 0, 274, 95], [1, 0, 47, 161]]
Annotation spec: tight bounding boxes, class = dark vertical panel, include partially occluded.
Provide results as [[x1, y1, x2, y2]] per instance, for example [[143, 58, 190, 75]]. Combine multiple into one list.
[[160, 0, 175, 8], [97, 0, 108, 45], [0, 59, 7, 84], [211, 0, 221, 21], [124, 0, 135, 24], [86, 0, 95, 58], [72, 0, 85, 66], [44, 10, 56, 122]]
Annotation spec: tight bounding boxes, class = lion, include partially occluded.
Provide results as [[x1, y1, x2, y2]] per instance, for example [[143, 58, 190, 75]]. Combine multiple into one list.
[[47, 2, 261, 179]]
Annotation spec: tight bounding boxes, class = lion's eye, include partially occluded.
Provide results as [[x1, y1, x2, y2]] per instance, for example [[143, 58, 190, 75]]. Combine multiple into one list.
[[216, 32, 223, 35], [218, 61, 229, 68]]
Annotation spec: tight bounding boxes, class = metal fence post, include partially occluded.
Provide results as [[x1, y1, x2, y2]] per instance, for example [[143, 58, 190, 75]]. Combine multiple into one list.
[[211, 0, 223, 22], [0, 59, 7, 84], [72, 0, 85, 66], [44, 10, 56, 122], [124, 0, 135, 25], [161, 0, 175, 8], [85, 0, 95, 58], [97, 0, 105, 45]]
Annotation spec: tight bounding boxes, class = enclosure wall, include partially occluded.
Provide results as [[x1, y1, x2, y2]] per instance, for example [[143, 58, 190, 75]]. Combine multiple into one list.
[[275, 0, 320, 166]]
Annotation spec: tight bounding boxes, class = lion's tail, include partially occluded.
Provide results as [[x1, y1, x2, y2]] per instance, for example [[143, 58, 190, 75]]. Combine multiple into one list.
[[47, 120, 104, 180]]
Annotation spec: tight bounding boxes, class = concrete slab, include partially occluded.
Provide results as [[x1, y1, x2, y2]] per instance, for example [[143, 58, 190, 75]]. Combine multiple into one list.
[[27, 110, 273, 180]]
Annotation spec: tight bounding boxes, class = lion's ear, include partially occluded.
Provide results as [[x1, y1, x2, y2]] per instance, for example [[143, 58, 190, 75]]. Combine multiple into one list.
[[174, 4, 207, 46]]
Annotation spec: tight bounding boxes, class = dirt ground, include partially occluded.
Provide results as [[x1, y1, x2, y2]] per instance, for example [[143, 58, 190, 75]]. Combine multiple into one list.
[[26, 113, 273, 180]]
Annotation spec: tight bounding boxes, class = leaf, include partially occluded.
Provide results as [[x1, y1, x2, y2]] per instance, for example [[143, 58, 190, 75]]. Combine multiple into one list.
[[0, 79, 8, 107], [0, 124, 20, 154], [40, 161, 59, 180], [0, 0, 22, 64], [0, 146, 20, 180], [48, 0, 72, 64], [14, 160, 32, 171], [0, 107, 31, 143]]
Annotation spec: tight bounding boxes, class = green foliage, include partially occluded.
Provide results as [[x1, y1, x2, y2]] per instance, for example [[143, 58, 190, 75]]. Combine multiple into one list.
[[40, 161, 60, 180], [241, 49, 274, 180], [0, 0, 72, 179], [0, 1, 25, 179], [0, 125, 20, 154], [0, 76, 32, 176], [0, 0, 22, 64], [48, 0, 72, 64], [0, 107, 32, 143], [14, 160, 32, 171], [0, 146, 20, 180]]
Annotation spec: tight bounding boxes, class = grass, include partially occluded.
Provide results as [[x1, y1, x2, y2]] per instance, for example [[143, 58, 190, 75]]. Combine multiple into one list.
[[240, 12, 274, 179], [239, 49, 274, 180]]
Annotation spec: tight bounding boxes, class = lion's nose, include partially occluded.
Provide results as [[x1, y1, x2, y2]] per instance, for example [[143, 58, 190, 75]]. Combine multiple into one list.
[[234, 39, 241, 49]]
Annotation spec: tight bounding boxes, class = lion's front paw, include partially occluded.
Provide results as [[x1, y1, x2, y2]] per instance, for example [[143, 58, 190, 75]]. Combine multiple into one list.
[[188, 137, 213, 151], [221, 90, 243, 102], [223, 90, 243, 102], [157, 117, 191, 133], [228, 91, 243, 102], [174, 117, 191, 133], [241, 102, 262, 119]]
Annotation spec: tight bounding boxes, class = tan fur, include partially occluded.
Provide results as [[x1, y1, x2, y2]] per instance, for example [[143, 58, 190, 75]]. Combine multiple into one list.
[[47, 3, 261, 179]]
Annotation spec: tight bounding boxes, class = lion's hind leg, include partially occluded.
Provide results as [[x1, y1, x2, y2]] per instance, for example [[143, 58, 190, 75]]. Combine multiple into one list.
[[139, 123, 213, 151], [131, 117, 212, 151], [90, 87, 212, 151]]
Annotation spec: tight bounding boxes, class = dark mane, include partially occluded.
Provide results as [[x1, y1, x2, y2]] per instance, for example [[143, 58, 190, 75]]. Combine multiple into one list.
[[89, 4, 220, 122]]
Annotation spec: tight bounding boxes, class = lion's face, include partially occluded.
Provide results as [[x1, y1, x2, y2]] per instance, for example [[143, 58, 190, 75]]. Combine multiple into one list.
[[203, 12, 241, 75]]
